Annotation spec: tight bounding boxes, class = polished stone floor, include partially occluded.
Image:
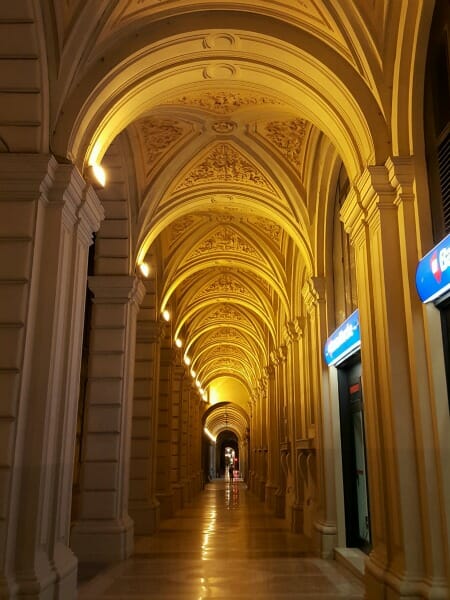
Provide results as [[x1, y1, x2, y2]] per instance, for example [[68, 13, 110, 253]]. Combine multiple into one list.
[[78, 481, 364, 599]]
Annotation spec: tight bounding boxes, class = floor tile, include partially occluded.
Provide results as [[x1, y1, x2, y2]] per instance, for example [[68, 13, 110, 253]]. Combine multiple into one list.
[[78, 481, 364, 599]]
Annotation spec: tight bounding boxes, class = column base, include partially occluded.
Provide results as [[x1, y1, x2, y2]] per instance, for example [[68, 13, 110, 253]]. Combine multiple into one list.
[[70, 516, 134, 562], [130, 499, 160, 535], [312, 519, 337, 558], [365, 555, 449, 600], [1, 545, 77, 600]]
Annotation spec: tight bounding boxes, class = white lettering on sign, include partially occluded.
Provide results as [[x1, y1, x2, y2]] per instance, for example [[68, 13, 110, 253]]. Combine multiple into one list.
[[439, 246, 450, 272], [327, 323, 354, 354]]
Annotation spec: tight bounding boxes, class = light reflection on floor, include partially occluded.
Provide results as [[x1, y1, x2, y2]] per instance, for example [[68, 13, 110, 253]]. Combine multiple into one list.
[[78, 481, 364, 599]]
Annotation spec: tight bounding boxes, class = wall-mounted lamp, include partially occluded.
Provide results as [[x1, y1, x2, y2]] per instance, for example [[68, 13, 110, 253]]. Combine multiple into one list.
[[190, 368, 196, 378], [162, 309, 170, 322], [184, 355, 191, 366], [85, 163, 106, 189], [139, 262, 150, 278], [175, 338, 183, 348]]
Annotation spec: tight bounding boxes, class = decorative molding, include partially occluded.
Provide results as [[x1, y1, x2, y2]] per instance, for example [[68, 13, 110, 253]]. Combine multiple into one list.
[[205, 304, 245, 323], [165, 90, 281, 115], [175, 143, 273, 191], [136, 117, 191, 174], [208, 327, 243, 343], [259, 118, 308, 173], [211, 120, 237, 134], [188, 226, 262, 259], [169, 215, 201, 246], [302, 277, 326, 313], [202, 33, 239, 50], [203, 64, 238, 80], [195, 274, 249, 299], [246, 216, 282, 245]]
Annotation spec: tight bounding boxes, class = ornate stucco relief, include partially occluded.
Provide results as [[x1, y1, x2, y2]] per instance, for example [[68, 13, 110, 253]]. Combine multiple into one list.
[[193, 274, 250, 302], [136, 117, 192, 176], [169, 215, 202, 247], [165, 90, 281, 115], [205, 304, 245, 323], [175, 143, 274, 191], [257, 118, 308, 173], [188, 226, 262, 259]]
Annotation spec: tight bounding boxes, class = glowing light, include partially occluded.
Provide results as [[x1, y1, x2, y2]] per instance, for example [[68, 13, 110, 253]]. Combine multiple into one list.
[[184, 355, 191, 366], [87, 163, 106, 188], [204, 427, 216, 443], [139, 262, 150, 278], [175, 338, 183, 348], [196, 379, 201, 388], [162, 310, 170, 322], [190, 368, 196, 378]]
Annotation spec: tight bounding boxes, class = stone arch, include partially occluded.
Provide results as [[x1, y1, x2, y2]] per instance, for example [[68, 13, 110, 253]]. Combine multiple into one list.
[[54, 11, 389, 181]]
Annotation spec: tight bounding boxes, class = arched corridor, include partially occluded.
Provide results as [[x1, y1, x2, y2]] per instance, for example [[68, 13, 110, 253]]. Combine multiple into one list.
[[78, 481, 364, 599], [0, 1, 449, 599]]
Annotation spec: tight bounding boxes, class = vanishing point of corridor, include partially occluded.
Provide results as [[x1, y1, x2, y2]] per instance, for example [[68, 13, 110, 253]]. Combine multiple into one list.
[[78, 482, 364, 599]]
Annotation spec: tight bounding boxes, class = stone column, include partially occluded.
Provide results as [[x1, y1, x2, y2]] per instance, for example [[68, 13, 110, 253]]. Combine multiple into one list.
[[129, 314, 165, 535], [284, 317, 307, 534], [265, 364, 279, 511], [303, 278, 338, 556], [71, 275, 145, 562], [274, 346, 288, 518], [0, 155, 103, 599], [156, 343, 175, 518], [170, 364, 185, 512], [341, 158, 449, 599], [179, 377, 192, 503]]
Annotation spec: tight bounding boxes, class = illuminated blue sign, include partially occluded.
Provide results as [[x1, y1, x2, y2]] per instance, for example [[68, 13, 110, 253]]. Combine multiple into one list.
[[416, 234, 450, 304], [324, 310, 360, 366]]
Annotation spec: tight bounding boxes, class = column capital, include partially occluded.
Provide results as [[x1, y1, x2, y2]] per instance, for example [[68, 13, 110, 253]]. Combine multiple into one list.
[[385, 156, 416, 206], [88, 275, 146, 307], [136, 320, 166, 343], [284, 317, 305, 343], [302, 277, 326, 313], [263, 364, 275, 379], [341, 159, 412, 242]]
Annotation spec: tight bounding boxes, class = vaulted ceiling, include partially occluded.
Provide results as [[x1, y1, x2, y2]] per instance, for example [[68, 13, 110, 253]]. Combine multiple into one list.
[[2, 0, 422, 439]]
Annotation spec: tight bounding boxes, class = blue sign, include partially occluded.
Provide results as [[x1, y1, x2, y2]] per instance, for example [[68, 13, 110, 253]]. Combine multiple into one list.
[[324, 310, 360, 366], [416, 233, 450, 304]]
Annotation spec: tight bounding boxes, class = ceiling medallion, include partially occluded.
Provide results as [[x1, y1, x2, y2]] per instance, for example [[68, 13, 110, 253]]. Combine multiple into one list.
[[211, 120, 237, 134]]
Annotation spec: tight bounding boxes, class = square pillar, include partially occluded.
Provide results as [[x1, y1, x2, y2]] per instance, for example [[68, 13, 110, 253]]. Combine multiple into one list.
[[70, 275, 145, 562], [0, 155, 103, 599]]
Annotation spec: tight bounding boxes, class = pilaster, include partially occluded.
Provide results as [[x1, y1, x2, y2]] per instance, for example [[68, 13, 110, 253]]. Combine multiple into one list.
[[71, 275, 145, 563], [0, 154, 103, 599], [340, 158, 449, 599], [129, 313, 165, 535]]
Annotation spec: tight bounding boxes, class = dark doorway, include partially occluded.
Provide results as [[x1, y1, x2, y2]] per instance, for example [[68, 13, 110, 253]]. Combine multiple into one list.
[[337, 354, 372, 552]]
